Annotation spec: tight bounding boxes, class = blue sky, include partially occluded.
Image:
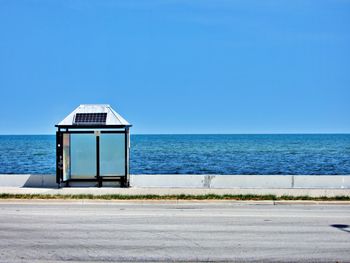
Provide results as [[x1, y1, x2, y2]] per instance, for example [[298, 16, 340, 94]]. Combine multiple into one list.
[[0, 0, 349, 134]]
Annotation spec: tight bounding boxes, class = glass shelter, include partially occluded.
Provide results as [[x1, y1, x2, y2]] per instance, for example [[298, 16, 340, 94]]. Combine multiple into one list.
[[55, 104, 132, 187]]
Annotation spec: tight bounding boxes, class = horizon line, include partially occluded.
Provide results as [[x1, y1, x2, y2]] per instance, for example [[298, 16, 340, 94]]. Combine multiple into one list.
[[1, 132, 350, 136]]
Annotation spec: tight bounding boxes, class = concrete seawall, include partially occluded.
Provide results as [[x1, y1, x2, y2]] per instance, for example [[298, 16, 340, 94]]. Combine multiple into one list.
[[0, 174, 349, 189]]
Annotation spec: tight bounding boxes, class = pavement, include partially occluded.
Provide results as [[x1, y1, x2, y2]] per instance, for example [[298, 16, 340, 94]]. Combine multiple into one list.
[[0, 200, 349, 262], [0, 186, 350, 197]]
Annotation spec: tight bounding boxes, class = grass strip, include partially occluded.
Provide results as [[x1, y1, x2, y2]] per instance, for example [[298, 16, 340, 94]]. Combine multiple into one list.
[[0, 193, 349, 201]]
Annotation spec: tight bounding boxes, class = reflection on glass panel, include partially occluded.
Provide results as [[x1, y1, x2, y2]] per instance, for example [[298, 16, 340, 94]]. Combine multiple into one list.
[[71, 134, 96, 178], [62, 133, 70, 181], [100, 134, 125, 176]]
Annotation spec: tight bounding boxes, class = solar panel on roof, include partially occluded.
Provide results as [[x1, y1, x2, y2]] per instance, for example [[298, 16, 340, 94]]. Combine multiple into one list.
[[74, 113, 107, 125]]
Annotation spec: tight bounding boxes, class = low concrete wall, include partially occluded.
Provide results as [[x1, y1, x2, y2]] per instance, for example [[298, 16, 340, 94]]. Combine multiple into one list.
[[293, 176, 350, 189], [131, 175, 350, 189], [0, 175, 57, 188], [0, 174, 349, 189], [210, 175, 292, 189], [130, 175, 205, 188]]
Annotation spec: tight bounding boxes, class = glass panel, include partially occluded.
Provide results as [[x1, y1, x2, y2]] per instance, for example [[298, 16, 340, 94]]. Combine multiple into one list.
[[70, 134, 96, 178], [62, 133, 70, 181], [100, 134, 125, 176]]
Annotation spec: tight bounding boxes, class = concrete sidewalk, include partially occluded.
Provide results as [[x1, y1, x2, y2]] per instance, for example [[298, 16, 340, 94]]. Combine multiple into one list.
[[0, 186, 350, 198]]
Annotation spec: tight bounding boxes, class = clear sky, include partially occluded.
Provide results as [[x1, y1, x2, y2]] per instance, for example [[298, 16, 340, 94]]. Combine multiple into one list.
[[0, 0, 349, 134]]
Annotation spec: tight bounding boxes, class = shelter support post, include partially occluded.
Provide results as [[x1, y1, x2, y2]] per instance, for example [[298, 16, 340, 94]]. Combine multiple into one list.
[[56, 130, 63, 188], [124, 127, 130, 187]]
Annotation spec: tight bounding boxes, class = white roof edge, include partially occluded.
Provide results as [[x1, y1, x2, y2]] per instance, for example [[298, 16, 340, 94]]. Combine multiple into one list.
[[57, 104, 131, 126], [79, 104, 110, 107], [108, 106, 130, 126]]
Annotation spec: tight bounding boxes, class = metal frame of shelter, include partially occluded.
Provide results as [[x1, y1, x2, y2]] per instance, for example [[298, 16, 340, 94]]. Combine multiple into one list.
[[55, 105, 132, 188]]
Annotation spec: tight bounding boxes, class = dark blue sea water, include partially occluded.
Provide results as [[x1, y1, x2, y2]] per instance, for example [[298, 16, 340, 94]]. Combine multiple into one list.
[[0, 134, 349, 175]]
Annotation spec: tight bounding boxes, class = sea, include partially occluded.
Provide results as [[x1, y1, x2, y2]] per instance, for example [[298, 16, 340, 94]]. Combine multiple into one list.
[[0, 134, 349, 175]]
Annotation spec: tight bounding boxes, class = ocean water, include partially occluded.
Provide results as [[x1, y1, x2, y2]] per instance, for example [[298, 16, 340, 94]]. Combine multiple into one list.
[[0, 134, 349, 175]]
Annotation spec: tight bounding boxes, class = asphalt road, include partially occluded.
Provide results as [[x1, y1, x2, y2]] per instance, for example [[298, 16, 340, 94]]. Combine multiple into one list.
[[0, 201, 349, 262]]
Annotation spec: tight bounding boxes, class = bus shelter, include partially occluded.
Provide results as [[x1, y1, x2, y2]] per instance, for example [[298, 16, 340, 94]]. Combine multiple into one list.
[[55, 104, 132, 187]]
